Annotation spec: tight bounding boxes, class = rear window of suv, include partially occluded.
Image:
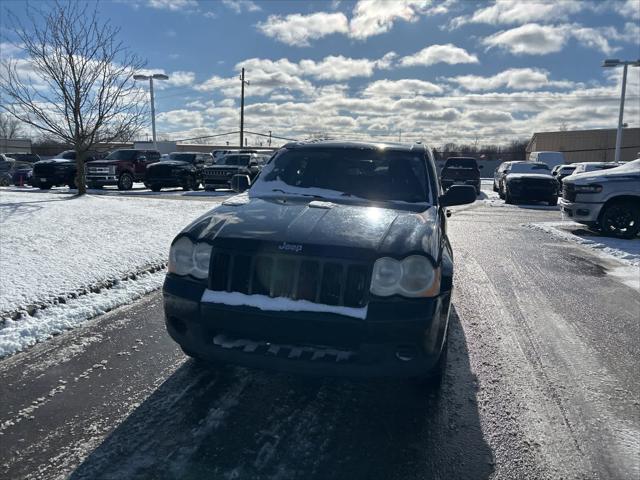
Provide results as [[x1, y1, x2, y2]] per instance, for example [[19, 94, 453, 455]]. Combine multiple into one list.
[[509, 163, 550, 173]]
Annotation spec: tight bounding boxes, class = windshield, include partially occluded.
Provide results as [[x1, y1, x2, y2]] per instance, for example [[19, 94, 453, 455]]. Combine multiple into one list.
[[251, 147, 431, 203], [105, 150, 137, 161], [509, 163, 550, 173], [168, 153, 196, 163], [218, 155, 250, 166]]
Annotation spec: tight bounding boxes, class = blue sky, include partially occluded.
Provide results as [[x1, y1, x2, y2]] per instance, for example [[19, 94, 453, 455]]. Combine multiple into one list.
[[1, 0, 639, 147]]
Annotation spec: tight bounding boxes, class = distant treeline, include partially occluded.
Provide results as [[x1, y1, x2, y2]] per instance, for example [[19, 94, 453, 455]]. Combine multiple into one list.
[[433, 140, 529, 162]]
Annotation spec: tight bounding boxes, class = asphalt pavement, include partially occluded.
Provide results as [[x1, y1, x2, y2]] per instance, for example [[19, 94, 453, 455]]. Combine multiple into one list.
[[1, 184, 638, 480]]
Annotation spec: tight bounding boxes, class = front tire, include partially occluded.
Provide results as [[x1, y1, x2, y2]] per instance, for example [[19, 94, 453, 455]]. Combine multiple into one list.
[[151, 185, 162, 192], [599, 201, 640, 239], [411, 337, 448, 392], [118, 172, 134, 191], [38, 184, 52, 190], [505, 188, 513, 204], [548, 196, 558, 206]]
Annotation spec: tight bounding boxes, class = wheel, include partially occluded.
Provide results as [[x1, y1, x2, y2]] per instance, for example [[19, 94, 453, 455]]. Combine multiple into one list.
[[193, 181, 201, 191], [498, 185, 505, 199], [599, 201, 640, 239], [67, 179, 77, 189], [117, 172, 134, 190], [505, 188, 513, 204], [151, 185, 162, 192], [0, 177, 9, 186], [181, 347, 206, 364], [183, 175, 197, 191], [38, 184, 52, 190], [492, 181, 498, 192], [548, 196, 558, 206]]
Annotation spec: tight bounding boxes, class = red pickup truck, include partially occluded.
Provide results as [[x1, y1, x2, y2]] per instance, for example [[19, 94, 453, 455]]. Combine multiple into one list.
[[85, 149, 160, 190]]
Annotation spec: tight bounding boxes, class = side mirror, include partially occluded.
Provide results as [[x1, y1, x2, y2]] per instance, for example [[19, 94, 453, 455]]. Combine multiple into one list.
[[439, 185, 476, 207], [231, 174, 251, 193]]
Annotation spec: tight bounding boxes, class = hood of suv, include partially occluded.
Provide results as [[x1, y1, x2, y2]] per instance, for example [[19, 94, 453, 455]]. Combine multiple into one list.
[[180, 195, 440, 262], [564, 167, 640, 185]]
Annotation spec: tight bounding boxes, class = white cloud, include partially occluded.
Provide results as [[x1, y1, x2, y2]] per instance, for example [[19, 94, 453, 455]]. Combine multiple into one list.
[[450, 0, 584, 28], [482, 23, 616, 55], [166, 70, 195, 88], [237, 53, 397, 84], [222, 0, 261, 14], [483, 23, 568, 55], [362, 79, 443, 97], [156, 109, 203, 127], [0, 42, 23, 59], [399, 43, 479, 67], [257, 12, 349, 47], [464, 109, 514, 123], [349, 0, 432, 39], [299, 56, 376, 81], [146, 0, 197, 11], [612, 0, 640, 20], [447, 68, 577, 91]]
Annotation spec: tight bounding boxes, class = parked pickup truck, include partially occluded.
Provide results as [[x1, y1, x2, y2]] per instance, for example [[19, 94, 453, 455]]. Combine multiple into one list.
[[31, 150, 103, 190], [145, 152, 213, 191], [203, 152, 270, 190], [86, 149, 160, 190], [560, 159, 640, 238]]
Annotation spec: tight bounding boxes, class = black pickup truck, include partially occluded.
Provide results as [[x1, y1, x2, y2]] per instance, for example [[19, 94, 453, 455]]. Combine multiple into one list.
[[202, 152, 270, 190], [31, 150, 103, 190], [145, 152, 213, 191], [163, 141, 476, 387]]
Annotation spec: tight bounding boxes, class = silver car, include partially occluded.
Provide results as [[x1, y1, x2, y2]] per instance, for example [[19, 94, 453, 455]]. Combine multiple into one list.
[[560, 159, 640, 238]]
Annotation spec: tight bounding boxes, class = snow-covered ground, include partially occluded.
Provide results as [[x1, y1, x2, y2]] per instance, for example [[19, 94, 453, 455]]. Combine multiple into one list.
[[0, 190, 219, 357], [526, 221, 640, 290]]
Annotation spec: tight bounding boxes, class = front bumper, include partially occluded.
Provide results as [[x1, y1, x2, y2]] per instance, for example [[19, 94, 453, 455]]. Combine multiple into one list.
[[442, 179, 480, 190], [559, 198, 602, 223], [31, 174, 68, 186], [162, 275, 450, 378], [507, 183, 557, 201], [86, 175, 118, 186]]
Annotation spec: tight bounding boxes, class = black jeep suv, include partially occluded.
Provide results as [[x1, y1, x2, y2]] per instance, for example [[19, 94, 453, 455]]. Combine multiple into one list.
[[163, 141, 475, 385], [145, 152, 213, 191]]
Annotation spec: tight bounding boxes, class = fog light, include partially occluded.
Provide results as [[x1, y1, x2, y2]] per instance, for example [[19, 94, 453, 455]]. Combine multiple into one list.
[[395, 345, 416, 362]]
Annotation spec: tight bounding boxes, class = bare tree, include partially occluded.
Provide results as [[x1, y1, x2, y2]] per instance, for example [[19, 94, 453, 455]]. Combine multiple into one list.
[[0, 1, 147, 195], [0, 113, 24, 139]]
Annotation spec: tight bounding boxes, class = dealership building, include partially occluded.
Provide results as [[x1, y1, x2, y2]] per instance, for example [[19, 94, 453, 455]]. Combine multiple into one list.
[[527, 128, 640, 163]]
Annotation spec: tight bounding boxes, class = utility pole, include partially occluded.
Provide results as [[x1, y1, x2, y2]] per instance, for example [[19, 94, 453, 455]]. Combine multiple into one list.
[[239, 68, 249, 148], [268, 130, 272, 147], [398, 129, 402, 142]]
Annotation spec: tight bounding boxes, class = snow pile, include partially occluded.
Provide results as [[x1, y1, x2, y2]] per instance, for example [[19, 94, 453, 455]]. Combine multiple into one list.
[[202, 290, 368, 319], [0, 191, 217, 316], [0, 271, 164, 358], [526, 221, 640, 290]]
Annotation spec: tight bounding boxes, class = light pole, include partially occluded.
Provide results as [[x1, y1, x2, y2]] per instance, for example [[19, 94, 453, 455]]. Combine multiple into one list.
[[239, 68, 249, 148], [602, 59, 640, 163], [133, 73, 169, 148]]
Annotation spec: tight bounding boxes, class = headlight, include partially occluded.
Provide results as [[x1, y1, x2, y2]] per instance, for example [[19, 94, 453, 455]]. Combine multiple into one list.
[[168, 237, 212, 279], [575, 184, 602, 193], [370, 255, 439, 298]]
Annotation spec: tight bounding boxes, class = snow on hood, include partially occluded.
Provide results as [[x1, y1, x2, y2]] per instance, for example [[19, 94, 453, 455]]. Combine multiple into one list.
[[564, 160, 640, 184], [36, 158, 73, 164], [506, 173, 554, 180]]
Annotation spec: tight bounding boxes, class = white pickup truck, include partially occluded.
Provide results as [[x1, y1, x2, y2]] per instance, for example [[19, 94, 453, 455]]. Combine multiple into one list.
[[560, 159, 640, 238]]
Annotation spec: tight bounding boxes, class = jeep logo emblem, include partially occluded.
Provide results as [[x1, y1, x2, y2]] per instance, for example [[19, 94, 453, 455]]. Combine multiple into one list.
[[278, 242, 303, 253]]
